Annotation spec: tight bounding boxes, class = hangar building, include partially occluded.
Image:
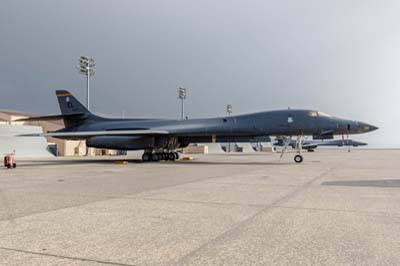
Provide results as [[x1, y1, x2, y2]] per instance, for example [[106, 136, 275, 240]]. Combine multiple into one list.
[[0, 111, 119, 157]]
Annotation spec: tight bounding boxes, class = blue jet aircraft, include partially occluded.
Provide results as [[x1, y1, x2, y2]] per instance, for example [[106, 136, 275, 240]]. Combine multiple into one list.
[[19, 90, 378, 163]]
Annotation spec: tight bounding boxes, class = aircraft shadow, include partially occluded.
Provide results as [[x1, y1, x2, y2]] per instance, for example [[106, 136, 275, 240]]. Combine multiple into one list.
[[14, 159, 143, 167], [174, 161, 292, 166], [15, 159, 292, 167]]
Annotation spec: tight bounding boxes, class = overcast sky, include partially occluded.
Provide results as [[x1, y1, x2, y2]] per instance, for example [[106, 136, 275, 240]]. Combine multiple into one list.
[[0, 0, 399, 147]]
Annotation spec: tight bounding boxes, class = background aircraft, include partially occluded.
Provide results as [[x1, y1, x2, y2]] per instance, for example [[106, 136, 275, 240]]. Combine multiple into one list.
[[274, 137, 367, 152], [19, 90, 378, 163]]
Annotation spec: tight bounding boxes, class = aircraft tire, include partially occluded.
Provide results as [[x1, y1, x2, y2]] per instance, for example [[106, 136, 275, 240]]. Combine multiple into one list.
[[151, 153, 160, 162], [174, 152, 179, 160], [294, 155, 303, 163], [168, 153, 176, 161], [142, 153, 151, 162], [163, 153, 169, 160]]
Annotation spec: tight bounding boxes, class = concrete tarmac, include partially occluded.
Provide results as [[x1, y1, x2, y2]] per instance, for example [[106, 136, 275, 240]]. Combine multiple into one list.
[[0, 150, 399, 266]]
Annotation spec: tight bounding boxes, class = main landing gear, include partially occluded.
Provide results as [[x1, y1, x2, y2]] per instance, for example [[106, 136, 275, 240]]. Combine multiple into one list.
[[142, 151, 179, 162]]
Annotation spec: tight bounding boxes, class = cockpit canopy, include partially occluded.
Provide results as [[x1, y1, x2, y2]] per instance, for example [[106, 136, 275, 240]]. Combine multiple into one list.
[[308, 111, 332, 118]]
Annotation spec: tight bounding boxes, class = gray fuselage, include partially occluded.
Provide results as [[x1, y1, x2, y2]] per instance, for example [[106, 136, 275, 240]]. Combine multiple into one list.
[[57, 109, 377, 150]]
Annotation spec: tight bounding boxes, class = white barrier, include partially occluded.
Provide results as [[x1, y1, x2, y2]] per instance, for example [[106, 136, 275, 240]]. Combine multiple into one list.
[[0, 124, 54, 158], [236, 143, 255, 153], [204, 143, 225, 154]]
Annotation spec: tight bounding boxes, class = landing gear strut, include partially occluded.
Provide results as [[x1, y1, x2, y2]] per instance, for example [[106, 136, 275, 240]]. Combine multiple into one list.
[[294, 135, 304, 163]]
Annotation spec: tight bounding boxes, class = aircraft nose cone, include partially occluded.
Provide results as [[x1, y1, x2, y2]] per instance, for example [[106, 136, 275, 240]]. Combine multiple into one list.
[[370, 125, 379, 131], [360, 123, 378, 132]]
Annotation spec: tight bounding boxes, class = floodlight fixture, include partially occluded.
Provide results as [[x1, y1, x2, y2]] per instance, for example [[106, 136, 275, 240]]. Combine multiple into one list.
[[178, 87, 187, 120], [77, 55, 96, 110]]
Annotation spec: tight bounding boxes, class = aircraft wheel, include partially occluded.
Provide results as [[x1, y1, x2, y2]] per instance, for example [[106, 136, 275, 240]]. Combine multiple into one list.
[[174, 152, 179, 160], [168, 152, 176, 161], [13, 163, 16, 168], [142, 153, 151, 162], [151, 153, 160, 162], [294, 155, 303, 163], [163, 153, 169, 160]]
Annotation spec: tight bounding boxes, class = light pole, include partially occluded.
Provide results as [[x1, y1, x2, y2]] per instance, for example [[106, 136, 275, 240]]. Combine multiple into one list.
[[178, 87, 187, 120], [77, 56, 95, 110], [226, 104, 232, 152], [226, 104, 232, 116]]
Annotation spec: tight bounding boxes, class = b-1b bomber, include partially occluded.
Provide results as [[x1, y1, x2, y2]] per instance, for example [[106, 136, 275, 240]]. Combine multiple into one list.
[[20, 90, 378, 163]]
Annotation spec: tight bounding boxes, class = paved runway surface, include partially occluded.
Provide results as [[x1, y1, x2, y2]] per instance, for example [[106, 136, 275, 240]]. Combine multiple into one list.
[[0, 150, 399, 266]]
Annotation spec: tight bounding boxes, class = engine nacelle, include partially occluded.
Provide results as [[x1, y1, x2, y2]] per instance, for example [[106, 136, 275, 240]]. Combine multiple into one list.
[[86, 136, 157, 150]]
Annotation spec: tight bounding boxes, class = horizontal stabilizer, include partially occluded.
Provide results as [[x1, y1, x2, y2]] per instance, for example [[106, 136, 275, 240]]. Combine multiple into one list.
[[18, 129, 169, 137], [14, 113, 86, 122]]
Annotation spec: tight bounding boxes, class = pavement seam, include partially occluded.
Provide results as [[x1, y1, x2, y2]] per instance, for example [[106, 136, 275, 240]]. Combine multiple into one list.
[[172, 167, 333, 266], [0, 246, 136, 266], [130, 197, 266, 208], [205, 181, 304, 188], [275, 205, 400, 216]]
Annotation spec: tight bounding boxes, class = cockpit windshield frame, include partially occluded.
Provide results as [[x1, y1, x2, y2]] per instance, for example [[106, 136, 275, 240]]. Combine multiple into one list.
[[308, 111, 318, 117], [317, 111, 332, 117]]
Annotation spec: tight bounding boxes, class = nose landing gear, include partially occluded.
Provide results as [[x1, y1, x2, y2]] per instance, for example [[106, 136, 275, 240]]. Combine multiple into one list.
[[279, 135, 305, 163], [294, 135, 304, 163], [294, 154, 303, 163]]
